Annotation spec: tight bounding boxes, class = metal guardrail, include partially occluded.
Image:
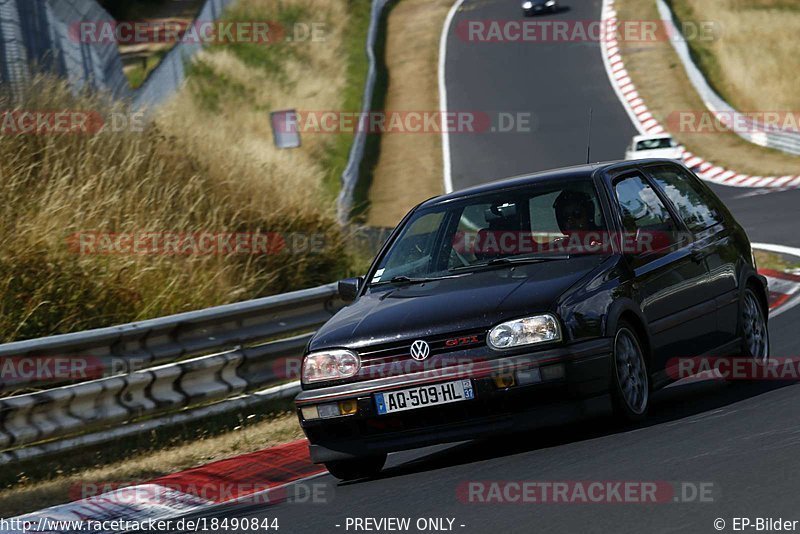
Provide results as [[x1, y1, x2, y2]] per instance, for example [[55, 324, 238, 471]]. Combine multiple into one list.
[[658, 0, 800, 156], [336, 0, 391, 223], [133, 0, 234, 110], [0, 283, 339, 393], [0, 283, 343, 465]]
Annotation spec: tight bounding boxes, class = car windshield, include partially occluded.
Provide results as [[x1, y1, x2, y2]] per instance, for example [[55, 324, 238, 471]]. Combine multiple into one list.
[[370, 178, 610, 284], [636, 137, 674, 150]]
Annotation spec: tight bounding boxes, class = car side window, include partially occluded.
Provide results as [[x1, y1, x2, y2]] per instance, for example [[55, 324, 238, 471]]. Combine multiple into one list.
[[647, 165, 724, 233], [613, 174, 680, 253]]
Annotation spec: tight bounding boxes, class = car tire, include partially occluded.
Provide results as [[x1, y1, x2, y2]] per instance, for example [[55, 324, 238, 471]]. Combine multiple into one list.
[[324, 454, 387, 481], [610, 322, 650, 421], [740, 287, 770, 364]]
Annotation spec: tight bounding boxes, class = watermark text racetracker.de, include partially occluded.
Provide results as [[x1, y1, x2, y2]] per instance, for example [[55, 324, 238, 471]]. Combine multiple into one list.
[[72, 20, 327, 45], [277, 111, 536, 135], [458, 19, 719, 43], [458, 480, 717, 504], [668, 110, 800, 135], [0, 110, 146, 135], [668, 357, 800, 381], [0, 356, 103, 386], [70, 480, 333, 506], [67, 232, 327, 256]]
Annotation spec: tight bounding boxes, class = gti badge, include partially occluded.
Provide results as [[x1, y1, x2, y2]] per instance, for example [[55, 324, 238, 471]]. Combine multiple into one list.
[[410, 340, 431, 361]]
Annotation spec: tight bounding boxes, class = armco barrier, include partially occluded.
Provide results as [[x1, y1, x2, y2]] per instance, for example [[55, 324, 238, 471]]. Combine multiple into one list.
[[0, 284, 342, 465], [336, 0, 391, 223], [0, 381, 301, 465], [133, 0, 234, 110], [0, 283, 339, 394]]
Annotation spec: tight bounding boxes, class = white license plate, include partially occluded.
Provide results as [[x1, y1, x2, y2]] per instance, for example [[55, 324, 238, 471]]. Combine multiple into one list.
[[374, 380, 474, 415]]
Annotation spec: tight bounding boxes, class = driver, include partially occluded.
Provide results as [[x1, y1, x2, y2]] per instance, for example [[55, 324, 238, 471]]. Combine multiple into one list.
[[552, 190, 603, 253], [553, 190, 599, 234]]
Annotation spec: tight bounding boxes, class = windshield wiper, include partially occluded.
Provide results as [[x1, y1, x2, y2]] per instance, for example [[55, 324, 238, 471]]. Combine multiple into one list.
[[371, 273, 468, 287], [450, 255, 570, 272]]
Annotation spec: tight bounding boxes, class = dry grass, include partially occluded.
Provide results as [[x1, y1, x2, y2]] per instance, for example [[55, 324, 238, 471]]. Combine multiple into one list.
[[0, 412, 303, 517], [366, 0, 453, 228], [0, 77, 349, 341], [669, 0, 800, 111], [0, 0, 367, 342], [615, 0, 800, 176]]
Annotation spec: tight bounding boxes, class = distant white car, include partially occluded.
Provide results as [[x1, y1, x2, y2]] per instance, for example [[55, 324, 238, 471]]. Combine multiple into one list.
[[625, 134, 683, 161]]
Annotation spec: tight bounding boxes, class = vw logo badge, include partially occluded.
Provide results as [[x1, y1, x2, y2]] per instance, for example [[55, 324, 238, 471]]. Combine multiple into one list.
[[410, 340, 431, 361]]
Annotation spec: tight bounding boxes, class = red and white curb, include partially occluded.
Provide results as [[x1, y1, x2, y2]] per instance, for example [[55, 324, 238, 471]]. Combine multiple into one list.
[[600, 0, 800, 190], [761, 268, 800, 314], [753, 243, 800, 318], [1, 439, 325, 533]]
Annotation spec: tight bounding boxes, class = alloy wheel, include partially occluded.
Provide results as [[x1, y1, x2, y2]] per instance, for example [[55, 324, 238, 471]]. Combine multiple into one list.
[[614, 328, 649, 415], [743, 291, 769, 364]]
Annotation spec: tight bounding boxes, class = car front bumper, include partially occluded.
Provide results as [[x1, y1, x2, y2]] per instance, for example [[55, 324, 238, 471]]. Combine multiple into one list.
[[295, 338, 613, 463]]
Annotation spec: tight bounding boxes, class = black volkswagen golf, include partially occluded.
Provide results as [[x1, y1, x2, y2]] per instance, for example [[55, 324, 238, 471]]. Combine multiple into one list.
[[296, 160, 769, 480]]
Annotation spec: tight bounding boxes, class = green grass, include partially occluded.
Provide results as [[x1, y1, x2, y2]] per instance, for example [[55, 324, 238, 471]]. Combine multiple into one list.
[[185, 58, 253, 112], [320, 0, 378, 203], [754, 250, 800, 273], [219, 4, 309, 85], [125, 50, 168, 89]]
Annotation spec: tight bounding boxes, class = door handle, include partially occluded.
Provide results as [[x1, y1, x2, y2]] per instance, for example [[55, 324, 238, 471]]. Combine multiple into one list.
[[690, 247, 706, 263]]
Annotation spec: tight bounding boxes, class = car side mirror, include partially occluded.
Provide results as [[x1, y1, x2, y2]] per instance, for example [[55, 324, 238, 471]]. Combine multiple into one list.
[[338, 277, 363, 303]]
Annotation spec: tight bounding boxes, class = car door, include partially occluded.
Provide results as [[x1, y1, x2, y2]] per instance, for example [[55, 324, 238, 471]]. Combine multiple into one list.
[[643, 163, 740, 348], [609, 169, 717, 374]]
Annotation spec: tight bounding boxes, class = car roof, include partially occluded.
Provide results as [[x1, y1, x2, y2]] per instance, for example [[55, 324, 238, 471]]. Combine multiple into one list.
[[420, 159, 685, 208], [633, 133, 673, 142], [420, 161, 608, 207]]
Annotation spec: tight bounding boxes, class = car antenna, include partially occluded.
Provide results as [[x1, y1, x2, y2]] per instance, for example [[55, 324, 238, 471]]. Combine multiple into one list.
[[586, 107, 594, 164]]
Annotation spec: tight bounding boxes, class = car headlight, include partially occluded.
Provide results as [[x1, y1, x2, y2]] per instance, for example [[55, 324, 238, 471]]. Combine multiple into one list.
[[488, 314, 562, 350], [302, 350, 360, 384], [546, 0, 556, 6], [522, 1, 533, 8]]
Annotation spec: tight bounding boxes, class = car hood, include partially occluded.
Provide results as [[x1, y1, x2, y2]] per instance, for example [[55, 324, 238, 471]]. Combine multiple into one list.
[[310, 255, 609, 351]]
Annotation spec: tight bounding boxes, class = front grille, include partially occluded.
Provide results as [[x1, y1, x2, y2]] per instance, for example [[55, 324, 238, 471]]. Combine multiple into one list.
[[357, 330, 487, 365]]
